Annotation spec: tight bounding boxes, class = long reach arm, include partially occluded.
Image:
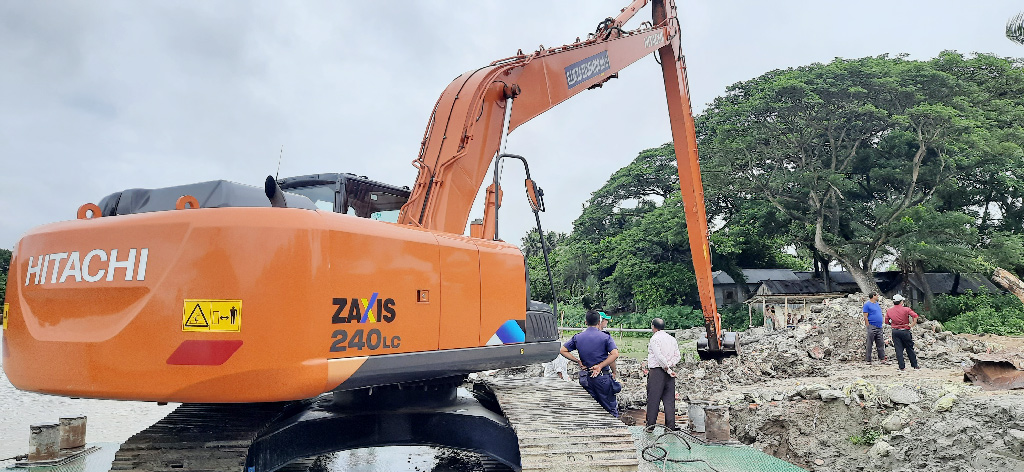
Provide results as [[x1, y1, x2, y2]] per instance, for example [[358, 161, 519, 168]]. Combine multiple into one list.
[[397, 0, 729, 352]]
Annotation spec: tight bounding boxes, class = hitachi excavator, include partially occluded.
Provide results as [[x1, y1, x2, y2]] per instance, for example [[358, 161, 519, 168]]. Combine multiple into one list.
[[2, 1, 737, 469]]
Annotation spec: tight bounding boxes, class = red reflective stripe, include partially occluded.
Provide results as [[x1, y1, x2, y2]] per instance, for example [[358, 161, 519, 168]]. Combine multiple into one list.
[[166, 340, 243, 365]]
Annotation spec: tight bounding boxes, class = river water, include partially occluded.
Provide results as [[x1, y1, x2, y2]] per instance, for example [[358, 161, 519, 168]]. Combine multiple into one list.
[[0, 338, 487, 471], [0, 338, 176, 461]]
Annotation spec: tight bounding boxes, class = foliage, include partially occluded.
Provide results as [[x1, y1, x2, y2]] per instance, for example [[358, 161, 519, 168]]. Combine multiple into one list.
[[939, 291, 1024, 335], [945, 307, 1024, 336], [619, 305, 704, 331], [849, 428, 883, 446], [0, 248, 10, 303], [523, 144, 800, 312], [559, 303, 750, 340], [928, 291, 1022, 323], [523, 52, 1024, 327], [718, 304, 753, 332], [698, 52, 1024, 294], [556, 304, 588, 327]]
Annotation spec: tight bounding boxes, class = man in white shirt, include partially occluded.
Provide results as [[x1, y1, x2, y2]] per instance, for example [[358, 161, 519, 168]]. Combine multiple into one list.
[[543, 353, 571, 381], [645, 317, 681, 430]]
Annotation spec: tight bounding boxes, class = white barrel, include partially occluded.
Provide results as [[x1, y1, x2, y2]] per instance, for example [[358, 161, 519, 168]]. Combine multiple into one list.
[[687, 402, 706, 433]]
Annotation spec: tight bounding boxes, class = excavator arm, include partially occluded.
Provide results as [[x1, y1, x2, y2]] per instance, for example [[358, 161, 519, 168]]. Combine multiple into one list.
[[398, 0, 736, 355]]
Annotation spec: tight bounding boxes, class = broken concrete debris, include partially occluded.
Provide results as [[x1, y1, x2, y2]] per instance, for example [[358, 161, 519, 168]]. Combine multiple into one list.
[[487, 294, 1024, 471]]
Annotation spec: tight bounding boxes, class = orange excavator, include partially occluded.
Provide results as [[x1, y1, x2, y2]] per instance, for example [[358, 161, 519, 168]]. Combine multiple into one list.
[[2, 1, 736, 469]]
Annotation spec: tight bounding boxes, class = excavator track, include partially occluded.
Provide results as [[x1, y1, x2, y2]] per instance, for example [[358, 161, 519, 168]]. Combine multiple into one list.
[[105, 377, 639, 472], [483, 378, 639, 472], [110, 402, 303, 472]]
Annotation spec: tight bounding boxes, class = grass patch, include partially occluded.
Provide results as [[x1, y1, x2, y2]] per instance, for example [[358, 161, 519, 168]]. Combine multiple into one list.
[[849, 428, 882, 446], [558, 334, 698, 362]]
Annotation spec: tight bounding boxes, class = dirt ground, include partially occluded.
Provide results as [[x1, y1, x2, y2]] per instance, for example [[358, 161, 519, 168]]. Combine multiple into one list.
[[961, 333, 1024, 351], [498, 294, 1024, 472]]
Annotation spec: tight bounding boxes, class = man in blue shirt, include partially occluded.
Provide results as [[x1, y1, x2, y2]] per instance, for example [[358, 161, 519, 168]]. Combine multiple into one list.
[[560, 310, 620, 416], [863, 292, 887, 364]]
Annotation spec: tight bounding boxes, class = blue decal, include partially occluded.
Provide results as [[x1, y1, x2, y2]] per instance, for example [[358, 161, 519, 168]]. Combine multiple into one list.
[[361, 292, 379, 323], [495, 320, 525, 344]]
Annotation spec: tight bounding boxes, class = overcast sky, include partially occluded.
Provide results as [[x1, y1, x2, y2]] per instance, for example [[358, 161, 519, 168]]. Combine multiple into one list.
[[2, 0, 1022, 251]]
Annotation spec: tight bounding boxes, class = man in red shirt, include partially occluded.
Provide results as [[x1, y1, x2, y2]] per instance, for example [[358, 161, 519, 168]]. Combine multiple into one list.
[[884, 294, 921, 371]]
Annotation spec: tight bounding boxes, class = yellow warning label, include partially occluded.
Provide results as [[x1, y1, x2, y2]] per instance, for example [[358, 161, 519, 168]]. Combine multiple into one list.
[[182, 299, 242, 332], [2, 304, 8, 330]]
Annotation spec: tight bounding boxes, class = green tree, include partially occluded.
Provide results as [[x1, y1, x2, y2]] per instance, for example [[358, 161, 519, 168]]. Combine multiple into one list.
[[539, 143, 803, 312], [0, 248, 11, 303], [698, 54, 1023, 294], [571, 144, 678, 243], [887, 205, 981, 309]]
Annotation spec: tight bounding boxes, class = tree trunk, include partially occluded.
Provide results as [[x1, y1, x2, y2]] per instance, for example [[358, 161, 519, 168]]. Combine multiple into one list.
[[823, 256, 833, 292], [813, 248, 821, 278], [813, 214, 880, 295], [843, 264, 880, 296], [913, 262, 935, 312], [992, 267, 1024, 305], [950, 272, 961, 295]]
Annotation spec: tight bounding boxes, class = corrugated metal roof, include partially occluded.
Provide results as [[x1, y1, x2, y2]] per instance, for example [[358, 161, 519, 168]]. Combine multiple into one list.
[[914, 273, 1002, 294], [756, 279, 838, 295], [741, 269, 800, 283], [793, 271, 857, 284], [712, 270, 735, 284]]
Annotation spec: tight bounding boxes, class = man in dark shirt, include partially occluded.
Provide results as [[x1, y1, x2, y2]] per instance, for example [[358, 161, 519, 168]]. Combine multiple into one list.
[[560, 310, 620, 416], [862, 292, 887, 364], [884, 294, 920, 371]]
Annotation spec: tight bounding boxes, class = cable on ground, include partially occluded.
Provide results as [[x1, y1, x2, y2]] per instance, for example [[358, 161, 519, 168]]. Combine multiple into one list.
[[641, 425, 721, 472]]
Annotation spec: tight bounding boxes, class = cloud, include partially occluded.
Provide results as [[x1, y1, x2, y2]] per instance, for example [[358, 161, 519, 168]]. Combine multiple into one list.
[[2, 0, 1021, 252]]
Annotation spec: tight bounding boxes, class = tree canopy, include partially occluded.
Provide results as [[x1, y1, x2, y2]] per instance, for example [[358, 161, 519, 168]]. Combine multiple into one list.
[[524, 52, 1024, 316], [699, 52, 1024, 295]]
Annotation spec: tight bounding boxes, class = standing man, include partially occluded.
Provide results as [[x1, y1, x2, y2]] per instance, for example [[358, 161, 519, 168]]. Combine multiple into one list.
[[598, 312, 618, 379], [646, 318, 681, 430], [560, 310, 620, 417], [884, 294, 921, 371], [863, 292, 887, 364]]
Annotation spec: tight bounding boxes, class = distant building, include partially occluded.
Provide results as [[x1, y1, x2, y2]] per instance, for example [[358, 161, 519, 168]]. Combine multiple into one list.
[[713, 268, 1004, 309], [712, 269, 802, 306], [897, 273, 1002, 308]]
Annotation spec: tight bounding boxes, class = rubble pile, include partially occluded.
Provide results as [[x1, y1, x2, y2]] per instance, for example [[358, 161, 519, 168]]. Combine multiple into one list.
[[727, 378, 1024, 471], [492, 293, 1024, 471], [708, 295, 988, 378], [741, 294, 992, 369]]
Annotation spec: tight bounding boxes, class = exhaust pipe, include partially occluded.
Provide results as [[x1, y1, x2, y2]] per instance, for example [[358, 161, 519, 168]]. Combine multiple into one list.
[[265, 176, 288, 208]]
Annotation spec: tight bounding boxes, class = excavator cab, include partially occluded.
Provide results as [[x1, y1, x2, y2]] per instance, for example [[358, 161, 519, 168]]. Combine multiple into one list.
[[278, 173, 410, 221]]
